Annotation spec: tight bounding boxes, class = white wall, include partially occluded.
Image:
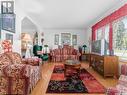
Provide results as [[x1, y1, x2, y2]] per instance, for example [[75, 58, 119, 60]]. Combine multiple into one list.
[[84, 28, 92, 52], [40, 29, 87, 49], [12, 6, 26, 54]]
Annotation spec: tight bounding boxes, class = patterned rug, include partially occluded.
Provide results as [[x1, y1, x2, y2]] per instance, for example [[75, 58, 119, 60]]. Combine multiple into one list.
[[46, 64, 105, 94]]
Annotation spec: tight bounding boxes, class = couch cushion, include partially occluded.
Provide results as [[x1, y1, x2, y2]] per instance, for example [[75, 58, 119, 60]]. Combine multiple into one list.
[[0, 65, 9, 76], [69, 48, 73, 54], [121, 64, 127, 75], [0, 54, 12, 65], [118, 75, 127, 88], [62, 48, 68, 55], [107, 87, 120, 95], [116, 84, 127, 92], [3, 64, 31, 78], [5, 52, 22, 64], [22, 58, 42, 66], [54, 49, 58, 55], [72, 50, 77, 55]]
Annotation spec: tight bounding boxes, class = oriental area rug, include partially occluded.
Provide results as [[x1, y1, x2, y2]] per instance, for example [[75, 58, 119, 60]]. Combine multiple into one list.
[[46, 64, 105, 94]]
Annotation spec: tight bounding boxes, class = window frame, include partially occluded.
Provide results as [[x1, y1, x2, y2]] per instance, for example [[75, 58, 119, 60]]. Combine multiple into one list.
[[112, 16, 127, 61]]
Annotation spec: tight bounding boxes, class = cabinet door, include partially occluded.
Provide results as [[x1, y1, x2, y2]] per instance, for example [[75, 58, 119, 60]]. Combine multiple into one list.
[[104, 56, 118, 76], [96, 56, 104, 75]]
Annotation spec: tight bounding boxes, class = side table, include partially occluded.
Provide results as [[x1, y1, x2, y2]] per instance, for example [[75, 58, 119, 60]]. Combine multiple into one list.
[[81, 53, 91, 62], [64, 60, 81, 77]]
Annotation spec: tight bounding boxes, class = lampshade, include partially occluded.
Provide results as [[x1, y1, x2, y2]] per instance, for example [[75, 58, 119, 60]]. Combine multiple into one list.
[[22, 33, 32, 42]]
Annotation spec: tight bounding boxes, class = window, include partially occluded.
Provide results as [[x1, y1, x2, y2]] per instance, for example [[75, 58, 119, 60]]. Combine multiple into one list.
[[96, 25, 109, 42], [1, 1, 14, 14], [113, 17, 127, 60], [96, 28, 103, 40], [104, 25, 109, 43]]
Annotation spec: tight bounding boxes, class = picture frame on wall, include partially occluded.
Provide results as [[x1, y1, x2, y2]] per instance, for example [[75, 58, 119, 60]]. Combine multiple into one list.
[[54, 34, 59, 45], [72, 35, 77, 45], [61, 33, 71, 45], [2, 14, 15, 33], [6, 33, 13, 44]]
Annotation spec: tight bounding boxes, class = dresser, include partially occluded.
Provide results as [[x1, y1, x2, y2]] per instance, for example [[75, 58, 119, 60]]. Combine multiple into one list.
[[90, 54, 119, 78]]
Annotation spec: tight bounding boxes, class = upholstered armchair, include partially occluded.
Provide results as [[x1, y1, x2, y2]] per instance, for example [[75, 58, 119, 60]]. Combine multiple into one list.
[[33, 44, 49, 61], [51, 45, 80, 62], [0, 52, 41, 95], [106, 64, 127, 95]]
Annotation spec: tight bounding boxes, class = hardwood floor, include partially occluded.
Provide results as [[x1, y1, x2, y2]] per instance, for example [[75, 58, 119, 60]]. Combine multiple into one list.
[[31, 62, 118, 95]]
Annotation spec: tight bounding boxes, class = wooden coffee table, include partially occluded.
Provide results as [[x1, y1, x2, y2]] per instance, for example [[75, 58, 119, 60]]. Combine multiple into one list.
[[64, 60, 81, 77]]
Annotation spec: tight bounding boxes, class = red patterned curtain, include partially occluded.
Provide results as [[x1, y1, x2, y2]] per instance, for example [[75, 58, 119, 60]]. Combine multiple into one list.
[[92, 4, 127, 50]]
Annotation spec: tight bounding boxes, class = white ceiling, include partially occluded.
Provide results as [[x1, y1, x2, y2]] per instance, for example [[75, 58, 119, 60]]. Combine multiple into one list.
[[18, 0, 122, 29]]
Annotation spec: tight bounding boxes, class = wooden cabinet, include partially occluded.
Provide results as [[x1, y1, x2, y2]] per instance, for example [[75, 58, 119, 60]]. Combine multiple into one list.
[[90, 54, 119, 78]]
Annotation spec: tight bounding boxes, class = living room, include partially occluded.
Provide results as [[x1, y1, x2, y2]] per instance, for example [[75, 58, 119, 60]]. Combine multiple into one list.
[[0, 0, 127, 95]]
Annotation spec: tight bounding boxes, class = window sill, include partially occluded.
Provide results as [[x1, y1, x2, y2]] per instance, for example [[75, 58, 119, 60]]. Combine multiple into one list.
[[119, 59, 127, 63]]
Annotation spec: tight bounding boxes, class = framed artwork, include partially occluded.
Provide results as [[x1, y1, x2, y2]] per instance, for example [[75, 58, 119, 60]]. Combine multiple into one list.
[[2, 14, 15, 33], [6, 33, 13, 44], [61, 33, 71, 45], [54, 34, 59, 45], [72, 35, 77, 45], [1, 1, 14, 14]]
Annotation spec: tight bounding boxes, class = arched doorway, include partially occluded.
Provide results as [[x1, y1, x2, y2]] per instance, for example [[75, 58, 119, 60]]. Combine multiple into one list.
[[21, 17, 38, 57]]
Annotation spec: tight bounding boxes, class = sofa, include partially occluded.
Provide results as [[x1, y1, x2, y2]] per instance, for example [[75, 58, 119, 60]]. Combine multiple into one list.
[[0, 52, 42, 95], [106, 64, 127, 95], [51, 45, 80, 62]]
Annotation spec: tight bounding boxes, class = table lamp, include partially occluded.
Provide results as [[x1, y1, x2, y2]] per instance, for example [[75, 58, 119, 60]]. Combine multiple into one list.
[[83, 45, 87, 53], [21, 33, 32, 49], [21, 33, 32, 58]]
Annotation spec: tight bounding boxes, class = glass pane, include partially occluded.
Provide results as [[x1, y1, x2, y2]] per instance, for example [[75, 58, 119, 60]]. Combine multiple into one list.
[[113, 17, 127, 60], [7, 2, 13, 13], [8, 2, 12, 7], [2, 3, 7, 13], [104, 25, 109, 43], [96, 28, 102, 40], [3, 3, 7, 7]]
